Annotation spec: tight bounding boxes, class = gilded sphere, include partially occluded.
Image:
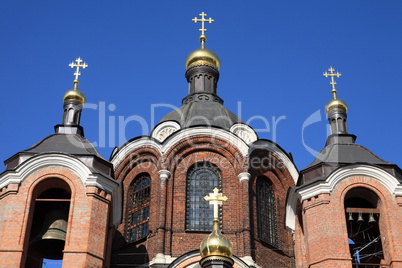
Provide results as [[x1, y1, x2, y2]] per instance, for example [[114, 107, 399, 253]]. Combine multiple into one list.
[[185, 48, 221, 70], [325, 98, 348, 113], [200, 223, 233, 258], [63, 89, 86, 104]]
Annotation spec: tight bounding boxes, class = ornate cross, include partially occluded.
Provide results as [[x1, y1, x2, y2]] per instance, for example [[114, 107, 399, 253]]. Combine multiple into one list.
[[69, 57, 88, 81], [323, 66, 342, 99], [192, 12, 214, 36], [204, 188, 228, 220]]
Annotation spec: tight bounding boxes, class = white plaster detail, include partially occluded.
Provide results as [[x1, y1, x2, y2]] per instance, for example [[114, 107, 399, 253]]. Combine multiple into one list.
[[249, 143, 299, 184], [240, 256, 261, 268], [112, 127, 298, 186], [158, 169, 171, 182], [285, 164, 402, 232], [0, 153, 122, 227], [230, 123, 258, 144], [298, 164, 402, 201], [149, 254, 175, 266], [285, 187, 299, 233], [238, 172, 251, 182], [152, 121, 181, 142]]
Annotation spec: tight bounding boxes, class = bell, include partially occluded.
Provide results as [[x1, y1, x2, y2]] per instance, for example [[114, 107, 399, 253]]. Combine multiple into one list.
[[29, 208, 68, 260], [368, 212, 376, 224], [357, 212, 364, 222], [348, 212, 354, 221]]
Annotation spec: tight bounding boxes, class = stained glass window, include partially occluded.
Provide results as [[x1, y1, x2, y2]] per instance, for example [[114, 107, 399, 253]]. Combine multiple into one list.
[[257, 177, 278, 247], [127, 174, 151, 243], [186, 162, 221, 231]]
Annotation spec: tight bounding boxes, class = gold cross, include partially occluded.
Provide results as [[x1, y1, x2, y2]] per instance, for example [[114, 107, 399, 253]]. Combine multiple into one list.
[[69, 57, 88, 82], [192, 12, 214, 48], [204, 188, 228, 220], [192, 12, 214, 36], [323, 66, 341, 99]]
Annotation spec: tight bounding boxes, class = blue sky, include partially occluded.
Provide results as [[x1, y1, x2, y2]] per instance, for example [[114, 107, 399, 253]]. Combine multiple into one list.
[[1, 0, 402, 173]]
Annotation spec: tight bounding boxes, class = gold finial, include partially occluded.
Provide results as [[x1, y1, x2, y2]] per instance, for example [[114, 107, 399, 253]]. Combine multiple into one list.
[[204, 188, 228, 220], [69, 57, 88, 90], [323, 66, 342, 99], [192, 12, 214, 49]]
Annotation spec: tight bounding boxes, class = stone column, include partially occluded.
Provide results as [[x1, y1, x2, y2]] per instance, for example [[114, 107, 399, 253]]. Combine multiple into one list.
[[153, 170, 170, 264]]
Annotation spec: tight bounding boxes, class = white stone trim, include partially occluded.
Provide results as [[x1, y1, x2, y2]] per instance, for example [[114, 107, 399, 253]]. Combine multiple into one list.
[[285, 164, 402, 232], [111, 138, 162, 167], [298, 164, 402, 201], [151, 121, 181, 142], [0, 153, 122, 226], [230, 123, 258, 145], [285, 187, 299, 233], [249, 143, 299, 184], [158, 169, 171, 182], [163, 127, 249, 156], [238, 172, 251, 182], [111, 128, 249, 168], [240, 256, 261, 268]]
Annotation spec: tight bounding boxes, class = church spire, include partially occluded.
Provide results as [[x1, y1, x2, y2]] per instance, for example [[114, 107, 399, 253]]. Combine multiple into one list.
[[56, 57, 88, 135], [184, 12, 221, 98], [323, 66, 349, 135]]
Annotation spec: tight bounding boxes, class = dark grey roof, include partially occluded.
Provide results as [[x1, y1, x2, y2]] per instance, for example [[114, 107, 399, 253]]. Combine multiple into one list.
[[160, 100, 243, 130], [4, 133, 112, 177], [299, 134, 400, 185], [22, 134, 102, 157], [307, 143, 391, 168]]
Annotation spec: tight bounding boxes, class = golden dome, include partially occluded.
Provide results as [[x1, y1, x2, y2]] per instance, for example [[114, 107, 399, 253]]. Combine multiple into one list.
[[63, 88, 86, 104], [200, 220, 232, 259], [185, 48, 221, 71], [325, 98, 348, 113]]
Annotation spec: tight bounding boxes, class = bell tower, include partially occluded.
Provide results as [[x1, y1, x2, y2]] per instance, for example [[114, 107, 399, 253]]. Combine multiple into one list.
[[0, 58, 119, 268]]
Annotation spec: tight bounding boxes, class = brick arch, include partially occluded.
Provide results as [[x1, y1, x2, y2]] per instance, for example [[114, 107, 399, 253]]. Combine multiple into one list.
[[18, 169, 82, 267], [332, 176, 399, 265], [163, 134, 245, 176], [114, 146, 162, 181]]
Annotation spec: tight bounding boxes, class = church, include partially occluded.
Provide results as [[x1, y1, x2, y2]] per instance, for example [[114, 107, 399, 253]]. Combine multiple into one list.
[[1, 12, 402, 268]]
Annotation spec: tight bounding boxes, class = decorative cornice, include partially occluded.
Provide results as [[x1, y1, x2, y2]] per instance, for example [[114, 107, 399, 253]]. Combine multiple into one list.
[[158, 169, 171, 182], [0, 153, 122, 227], [238, 172, 251, 182], [285, 164, 402, 232]]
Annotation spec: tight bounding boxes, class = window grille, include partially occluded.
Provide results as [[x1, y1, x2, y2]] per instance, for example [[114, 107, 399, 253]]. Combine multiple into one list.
[[186, 162, 221, 231], [127, 174, 151, 243], [257, 177, 278, 247]]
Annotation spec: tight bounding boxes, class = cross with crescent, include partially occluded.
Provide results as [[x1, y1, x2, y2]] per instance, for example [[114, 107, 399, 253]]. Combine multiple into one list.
[[192, 12, 214, 36], [69, 57, 88, 82], [323, 66, 342, 99], [204, 188, 228, 220]]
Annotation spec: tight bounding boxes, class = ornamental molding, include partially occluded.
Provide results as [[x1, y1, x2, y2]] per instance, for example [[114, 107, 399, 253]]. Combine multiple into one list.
[[0, 153, 122, 227], [152, 121, 181, 143], [112, 127, 299, 187], [285, 164, 402, 232], [112, 128, 250, 168], [249, 142, 299, 184], [230, 123, 258, 145], [298, 164, 402, 201]]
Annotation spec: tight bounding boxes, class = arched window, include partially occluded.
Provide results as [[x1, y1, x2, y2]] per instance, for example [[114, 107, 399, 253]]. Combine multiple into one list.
[[344, 187, 383, 265], [256, 177, 278, 247], [127, 174, 151, 243], [186, 162, 221, 231]]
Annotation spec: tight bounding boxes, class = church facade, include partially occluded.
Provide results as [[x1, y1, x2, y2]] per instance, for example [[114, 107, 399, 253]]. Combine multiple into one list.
[[1, 13, 402, 268]]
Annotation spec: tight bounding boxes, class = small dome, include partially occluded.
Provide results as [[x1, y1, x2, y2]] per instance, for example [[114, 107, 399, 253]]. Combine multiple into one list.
[[325, 98, 348, 113], [63, 89, 86, 104], [185, 48, 221, 70], [200, 220, 232, 259]]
